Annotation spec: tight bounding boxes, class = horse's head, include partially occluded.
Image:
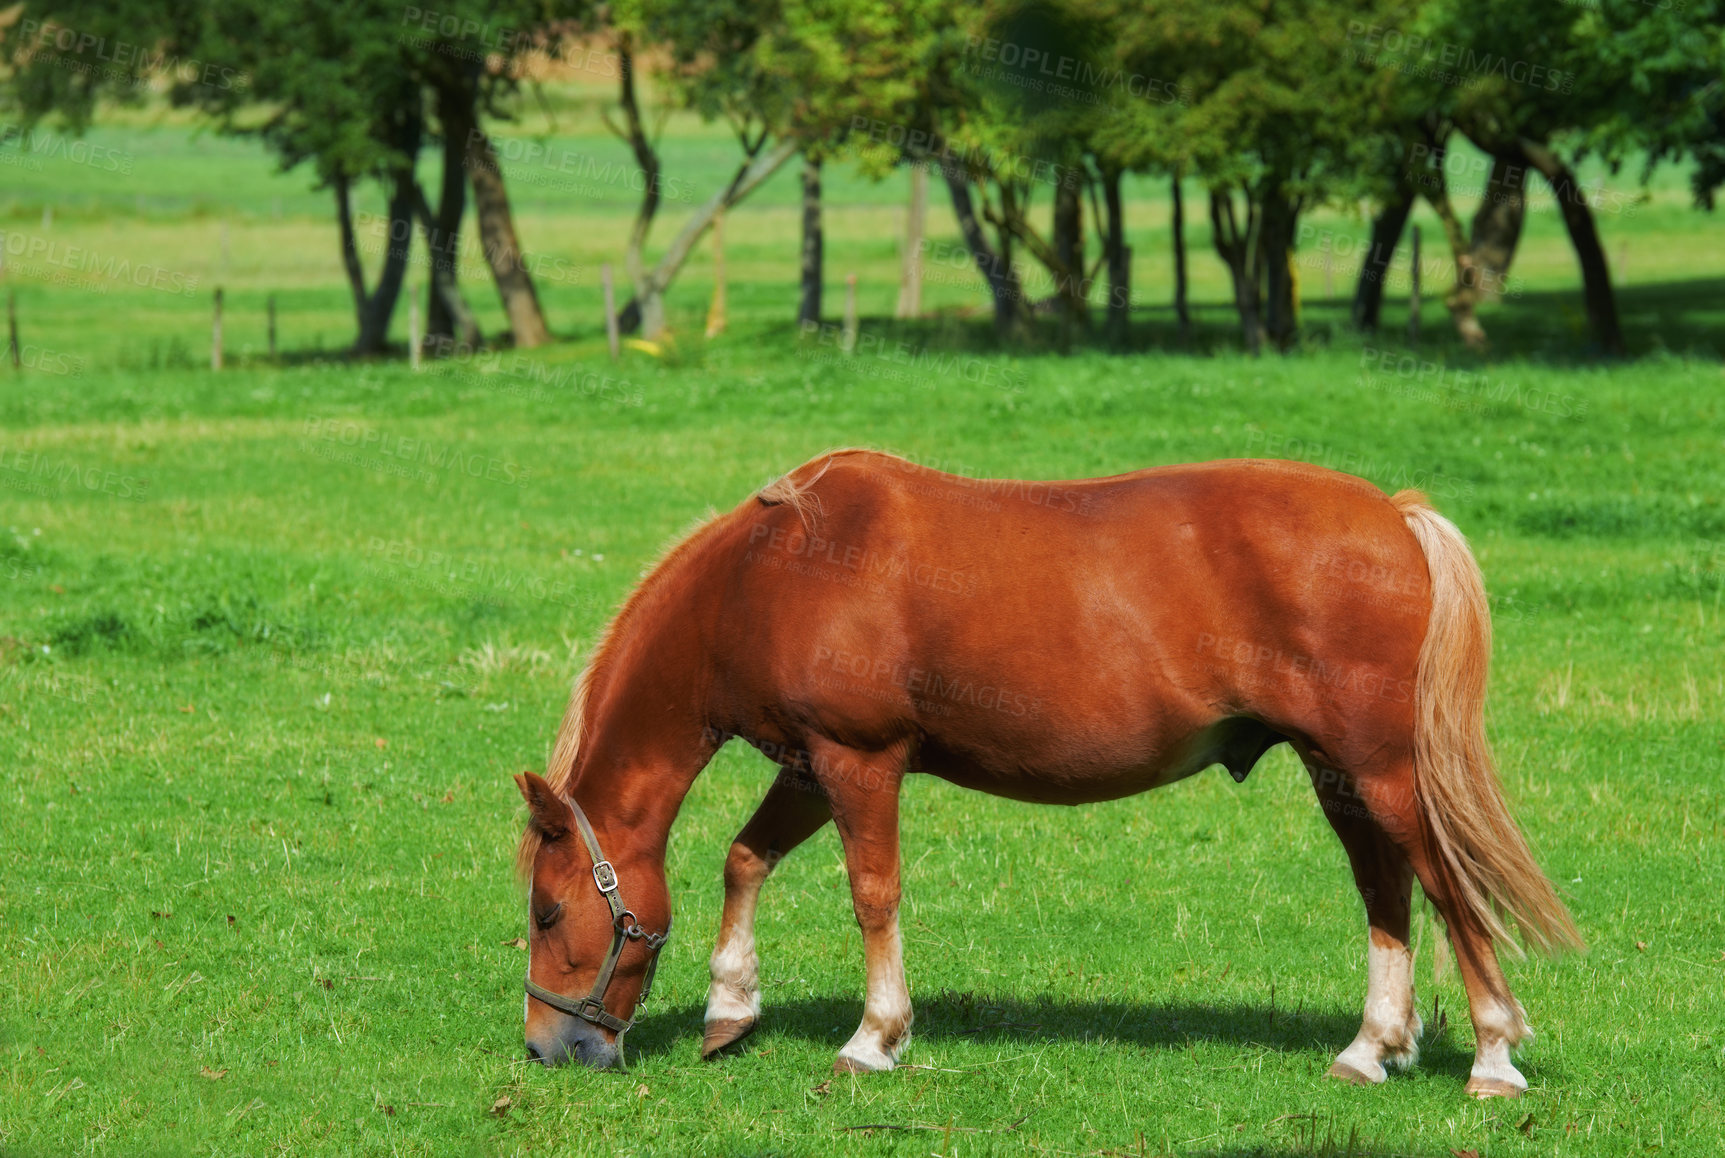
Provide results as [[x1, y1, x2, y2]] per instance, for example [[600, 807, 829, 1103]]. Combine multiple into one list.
[[514, 772, 671, 1069]]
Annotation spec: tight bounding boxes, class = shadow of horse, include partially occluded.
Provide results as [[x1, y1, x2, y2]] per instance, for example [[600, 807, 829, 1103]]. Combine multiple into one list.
[[622, 991, 1483, 1085]]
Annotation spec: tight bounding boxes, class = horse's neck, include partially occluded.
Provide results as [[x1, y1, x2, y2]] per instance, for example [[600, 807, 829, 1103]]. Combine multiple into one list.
[[567, 646, 716, 866], [566, 518, 737, 864]]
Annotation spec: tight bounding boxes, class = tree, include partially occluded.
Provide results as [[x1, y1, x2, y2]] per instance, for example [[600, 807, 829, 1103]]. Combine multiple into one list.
[[962, 0, 1108, 339], [152, 0, 432, 355], [162, 0, 556, 354], [1402, 0, 1725, 355], [607, 0, 935, 338], [3, 1, 191, 129], [1184, 2, 1407, 352], [370, 2, 554, 348], [611, 0, 800, 338]]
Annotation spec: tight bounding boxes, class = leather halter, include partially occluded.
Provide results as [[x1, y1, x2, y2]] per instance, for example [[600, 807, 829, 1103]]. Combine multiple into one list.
[[523, 795, 671, 1036]]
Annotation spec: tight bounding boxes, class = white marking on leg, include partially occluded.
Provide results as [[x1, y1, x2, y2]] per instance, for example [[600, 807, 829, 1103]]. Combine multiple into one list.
[[1334, 932, 1421, 1083], [1467, 996, 1530, 1096], [705, 924, 761, 1024], [705, 864, 764, 1028], [836, 919, 911, 1072]]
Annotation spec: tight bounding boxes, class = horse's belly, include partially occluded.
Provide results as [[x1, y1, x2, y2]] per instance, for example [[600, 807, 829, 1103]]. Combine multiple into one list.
[[914, 715, 1281, 805]]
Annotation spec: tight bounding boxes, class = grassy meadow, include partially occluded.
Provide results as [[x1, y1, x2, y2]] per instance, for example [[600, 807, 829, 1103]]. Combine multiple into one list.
[[1, 87, 1723, 1158]]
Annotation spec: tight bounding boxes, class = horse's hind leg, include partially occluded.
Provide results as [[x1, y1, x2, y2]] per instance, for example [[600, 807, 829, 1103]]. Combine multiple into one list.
[[1336, 760, 1534, 1098], [703, 766, 832, 1059], [1391, 801, 1533, 1097], [1309, 764, 1423, 1085]]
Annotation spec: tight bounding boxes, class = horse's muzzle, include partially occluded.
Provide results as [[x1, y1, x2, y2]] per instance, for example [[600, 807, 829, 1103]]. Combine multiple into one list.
[[526, 1016, 621, 1068]]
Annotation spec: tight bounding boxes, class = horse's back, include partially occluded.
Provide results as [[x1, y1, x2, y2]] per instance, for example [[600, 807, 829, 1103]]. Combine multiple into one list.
[[724, 452, 1433, 797]]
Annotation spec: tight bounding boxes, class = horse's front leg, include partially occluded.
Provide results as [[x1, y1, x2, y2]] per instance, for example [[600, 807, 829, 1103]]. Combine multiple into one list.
[[806, 735, 915, 1074], [703, 766, 832, 1058]]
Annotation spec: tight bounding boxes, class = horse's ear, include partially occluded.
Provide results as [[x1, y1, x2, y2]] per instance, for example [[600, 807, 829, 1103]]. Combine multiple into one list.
[[514, 772, 572, 839]]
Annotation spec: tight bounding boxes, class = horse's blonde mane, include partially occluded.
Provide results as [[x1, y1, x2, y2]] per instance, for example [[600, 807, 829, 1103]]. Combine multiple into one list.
[[514, 507, 726, 880], [756, 459, 831, 527]]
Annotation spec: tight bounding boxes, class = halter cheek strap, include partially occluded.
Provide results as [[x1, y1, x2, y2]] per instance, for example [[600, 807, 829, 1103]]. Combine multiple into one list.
[[524, 796, 672, 1036]]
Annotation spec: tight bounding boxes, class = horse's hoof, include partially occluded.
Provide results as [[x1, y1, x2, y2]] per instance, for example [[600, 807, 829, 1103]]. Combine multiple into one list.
[[701, 1017, 757, 1059], [1464, 1075, 1524, 1099], [1326, 1060, 1382, 1087], [833, 1052, 893, 1074]]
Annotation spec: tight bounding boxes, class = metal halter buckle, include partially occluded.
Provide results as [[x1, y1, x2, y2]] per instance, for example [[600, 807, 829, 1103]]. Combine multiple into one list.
[[592, 859, 618, 893]]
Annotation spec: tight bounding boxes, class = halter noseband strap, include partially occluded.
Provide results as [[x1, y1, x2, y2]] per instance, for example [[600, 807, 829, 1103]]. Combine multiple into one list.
[[524, 795, 671, 1036]]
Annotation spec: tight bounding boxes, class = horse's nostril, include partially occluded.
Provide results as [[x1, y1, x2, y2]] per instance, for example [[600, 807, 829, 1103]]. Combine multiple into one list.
[[526, 1042, 545, 1064]]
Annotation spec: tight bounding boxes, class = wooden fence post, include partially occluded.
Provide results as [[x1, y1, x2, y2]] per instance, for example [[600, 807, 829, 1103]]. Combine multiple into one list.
[[705, 210, 727, 339], [267, 294, 277, 360], [842, 273, 858, 354], [7, 292, 18, 370], [211, 288, 223, 371], [601, 263, 621, 362]]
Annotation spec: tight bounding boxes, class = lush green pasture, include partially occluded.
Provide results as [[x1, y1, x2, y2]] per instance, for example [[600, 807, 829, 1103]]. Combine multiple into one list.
[[1, 104, 1723, 1158]]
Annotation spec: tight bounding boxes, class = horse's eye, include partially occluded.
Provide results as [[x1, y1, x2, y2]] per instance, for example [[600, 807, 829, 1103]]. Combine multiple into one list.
[[535, 901, 564, 930]]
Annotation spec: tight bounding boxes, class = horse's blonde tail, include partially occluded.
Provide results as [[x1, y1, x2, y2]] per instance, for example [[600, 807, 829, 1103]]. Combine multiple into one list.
[[1392, 490, 1583, 957]]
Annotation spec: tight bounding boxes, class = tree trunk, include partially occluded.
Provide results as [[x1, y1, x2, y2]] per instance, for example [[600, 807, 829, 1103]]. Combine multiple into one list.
[[1101, 165, 1129, 347], [348, 90, 422, 357], [625, 136, 799, 340], [1469, 152, 1528, 304], [611, 38, 663, 336], [466, 124, 550, 347], [1413, 130, 1487, 349], [334, 173, 368, 334], [942, 167, 1028, 338], [1051, 175, 1087, 333], [425, 75, 472, 346], [1260, 187, 1299, 351], [411, 184, 481, 351], [798, 156, 822, 328], [1352, 187, 1413, 331], [353, 166, 418, 356], [896, 163, 926, 319], [982, 178, 1094, 335], [1210, 188, 1262, 355], [1171, 172, 1190, 344], [1519, 140, 1625, 356]]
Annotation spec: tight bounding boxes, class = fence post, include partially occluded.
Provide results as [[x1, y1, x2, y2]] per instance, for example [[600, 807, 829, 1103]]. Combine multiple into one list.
[[211, 288, 223, 371], [7, 292, 18, 370], [267, 293, 277, 360], [601, 263, 620, 362], [1407, 225, 1421, 345], [705, 210, 727, 339], [842, 273, 858, 354]]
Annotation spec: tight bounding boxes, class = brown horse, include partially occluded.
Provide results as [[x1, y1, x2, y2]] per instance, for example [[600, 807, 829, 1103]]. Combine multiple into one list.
[[514, 449, 1580, 1096]]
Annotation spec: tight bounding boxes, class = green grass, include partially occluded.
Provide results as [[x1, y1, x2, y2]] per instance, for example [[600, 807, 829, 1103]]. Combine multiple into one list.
[[2, 96, 1724, 1158]]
